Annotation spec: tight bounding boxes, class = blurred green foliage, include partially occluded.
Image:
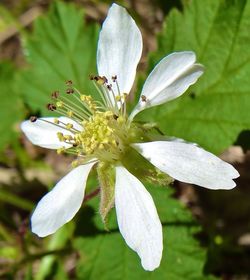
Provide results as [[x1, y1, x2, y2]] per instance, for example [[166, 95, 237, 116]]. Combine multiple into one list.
[[0, 62, 24, 153], [139, 0, 250, 154], [19, 1, 99, 115], [75, 186, 217, 279]]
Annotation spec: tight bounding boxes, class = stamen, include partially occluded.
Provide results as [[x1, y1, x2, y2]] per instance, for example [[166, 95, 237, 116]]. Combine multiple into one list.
[[89, 76, 110, 107], [55, 106, 84, 123], [56, 98, 89, 121], [102, 76, 108, 84], [51, 91, 59, 99], [57, 132, 64, 141], [121, 93, 128, 117], [37, 118, 79, 136], [90, 79, 111, 109], [65, 80, 73, 86], [56, 101, 63, 108], [80, 95, 97, 112], [107, 84, 112, 91], [64, 135, 73, 141], [105, 83, 119, 112], [71, 160, 79, 168], [42, 77, 132, 164], [30, 116, 37, 122], [66, 88, 74, 94], [47, 103, 57, 111], [113, 75, 122, 100], [93, 75, 108, 85], [66, 123, 73, 130], [57, 147, 66, 154], [67, 111, 73, 118], [72, 88, 97, 116], [56, 119, 80, 133]]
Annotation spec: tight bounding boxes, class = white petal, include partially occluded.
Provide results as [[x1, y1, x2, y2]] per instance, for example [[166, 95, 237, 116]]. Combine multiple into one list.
[[21, 117, 82, 149], [130, 52, 204, 119], [132, 141, 239, 190], [31, 162, 95, 237], [97, 4, 142, 99], [115, 166, 162, 271]]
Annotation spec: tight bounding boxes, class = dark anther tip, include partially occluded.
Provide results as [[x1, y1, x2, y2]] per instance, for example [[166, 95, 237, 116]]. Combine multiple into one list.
[[46, 103, 57, 111], [66, 88, 74, 94], [51, 91, 60, 99], [66, 80, 73, 86], [29, 116, 38, 122], [141, 95, 147, 102]]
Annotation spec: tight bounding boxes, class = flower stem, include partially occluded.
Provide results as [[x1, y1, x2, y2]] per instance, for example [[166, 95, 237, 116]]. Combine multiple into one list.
[[83, 187, 100, 203]]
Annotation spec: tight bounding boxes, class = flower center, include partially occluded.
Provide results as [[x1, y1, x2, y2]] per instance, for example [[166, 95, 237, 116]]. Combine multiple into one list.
[[31, 77, 132, 166], [74, 110, 128, 162]]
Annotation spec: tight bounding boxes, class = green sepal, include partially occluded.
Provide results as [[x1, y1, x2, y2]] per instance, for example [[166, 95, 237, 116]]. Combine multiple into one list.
[[97, 162, 115, 229], [128, 121, 162, 144], [121, 146, 173, 186], [124, 121, 174, 186], [130, 121, 175, 143]]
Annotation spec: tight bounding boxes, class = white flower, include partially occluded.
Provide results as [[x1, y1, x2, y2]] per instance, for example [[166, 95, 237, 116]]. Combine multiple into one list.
[[21, 3, 239, 271]]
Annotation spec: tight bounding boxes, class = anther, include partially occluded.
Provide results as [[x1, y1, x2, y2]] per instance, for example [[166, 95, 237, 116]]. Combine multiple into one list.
[[102, 76, 108, 83], [71, 160, 79, 168], [57, 147, 66, 154], [57, 132, 64, 141], [47, 103, 57, 111], [107, 84, 112, 91], [67, 111, 73, 117], [66, 80, 73, 86], [51, 91, 59, 99], [97, 76, 106, 85], [56, 101, 63, 108], [122, 93, 128, 101], [91, 75, 108, 85], [66, 88, 74, 94], [66, 123, 73, 129], [30, 116, 37, 122], [141, 95, 147, 102], [64, 135, 73, 141], [112, 75, 117, 82]]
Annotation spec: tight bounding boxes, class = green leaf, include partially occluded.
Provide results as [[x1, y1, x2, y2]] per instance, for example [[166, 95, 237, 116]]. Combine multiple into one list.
[[0, 62, 24, 153], [19, 1, 99, 114], [35, 223, 74, 280], [0, 188, 34, 210], [0, 245, 19, 260], [74, 186, 217, 279], [139, 0, 250, 154]]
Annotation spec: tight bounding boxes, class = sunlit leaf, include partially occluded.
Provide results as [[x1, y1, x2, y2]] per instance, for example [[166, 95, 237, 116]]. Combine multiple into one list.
[[35, 223, 74, 280], [19, 1, 99, 114], [74, 186, 217, 279], [137, 0, 250, 154], [0, 188, 34, 210], [0, 62, 24, 153]]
